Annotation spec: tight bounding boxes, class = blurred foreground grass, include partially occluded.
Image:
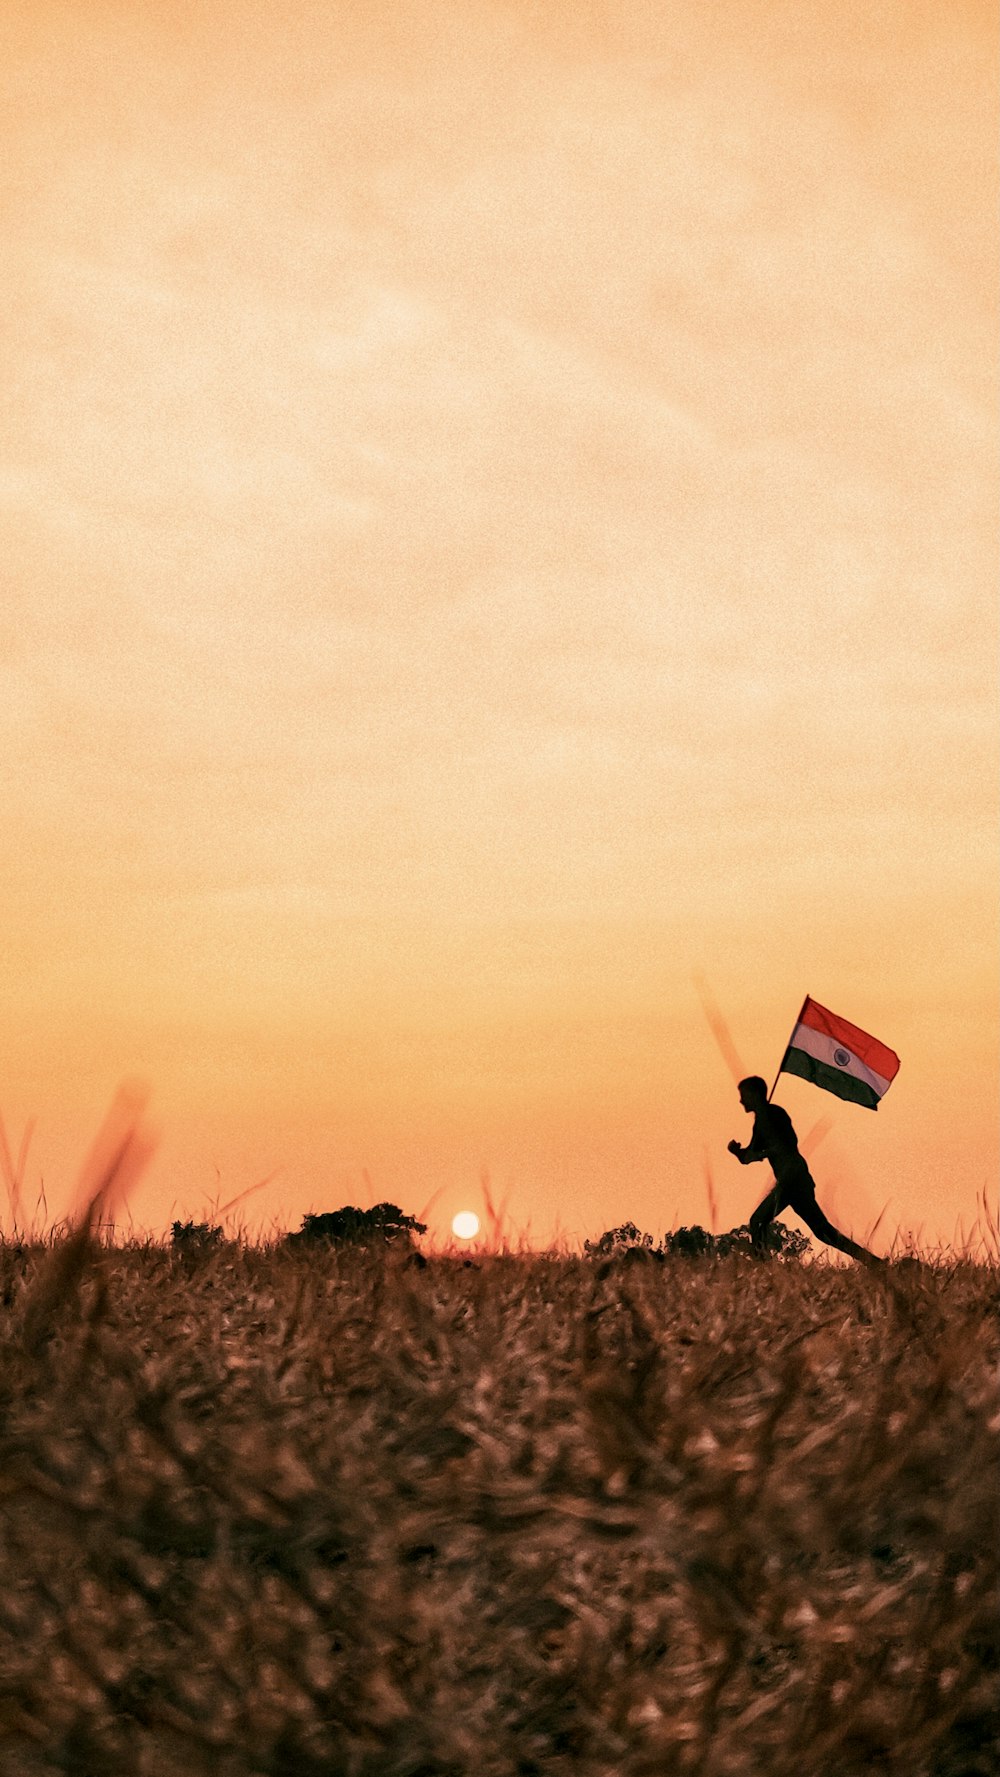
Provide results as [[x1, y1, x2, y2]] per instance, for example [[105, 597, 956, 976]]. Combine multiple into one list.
[[1, 1236, 997, 1776]]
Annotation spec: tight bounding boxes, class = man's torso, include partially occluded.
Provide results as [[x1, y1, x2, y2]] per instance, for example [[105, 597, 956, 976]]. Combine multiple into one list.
[[753, 1105, 812, 1186]]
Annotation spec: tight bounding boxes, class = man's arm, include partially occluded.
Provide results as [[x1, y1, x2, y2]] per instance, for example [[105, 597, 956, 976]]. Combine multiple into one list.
[[727, 1137, 766, 1164]]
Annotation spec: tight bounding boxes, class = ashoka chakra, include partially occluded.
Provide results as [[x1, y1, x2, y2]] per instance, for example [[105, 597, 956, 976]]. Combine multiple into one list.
[[833, 1047, 851, 1068]]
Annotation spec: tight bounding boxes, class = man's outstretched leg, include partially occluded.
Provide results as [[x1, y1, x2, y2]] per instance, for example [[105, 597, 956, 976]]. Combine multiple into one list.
[[793, 1192, 883, 1267]]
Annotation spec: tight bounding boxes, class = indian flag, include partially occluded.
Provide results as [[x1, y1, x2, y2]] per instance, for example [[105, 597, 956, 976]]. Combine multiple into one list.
[[779, 997, 900, 1110]]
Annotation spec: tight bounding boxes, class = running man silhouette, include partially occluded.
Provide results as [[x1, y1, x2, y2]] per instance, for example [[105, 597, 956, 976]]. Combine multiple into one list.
[[728, 1076, 882, 1264]]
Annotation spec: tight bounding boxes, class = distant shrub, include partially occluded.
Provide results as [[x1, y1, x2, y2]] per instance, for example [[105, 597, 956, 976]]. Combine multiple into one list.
[[586, 1220, 812, 1261], [170, 1219, 223, 1251], [286, 1202, 427, 1248], [665, 1223, 714, 1257], [665, 1221, 812, 1259], [584, 1221, 655, 1258]]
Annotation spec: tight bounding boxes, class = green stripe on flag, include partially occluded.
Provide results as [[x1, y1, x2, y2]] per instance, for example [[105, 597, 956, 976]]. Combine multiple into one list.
[[782, 1046, 880, 1109]]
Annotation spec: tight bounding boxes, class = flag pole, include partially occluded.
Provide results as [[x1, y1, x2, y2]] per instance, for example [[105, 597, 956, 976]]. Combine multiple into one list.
[[767, 995, 809, 1102]]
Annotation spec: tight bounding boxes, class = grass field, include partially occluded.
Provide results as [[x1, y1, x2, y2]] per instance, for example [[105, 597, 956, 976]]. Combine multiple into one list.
[[1, 1231, 997, 1776]]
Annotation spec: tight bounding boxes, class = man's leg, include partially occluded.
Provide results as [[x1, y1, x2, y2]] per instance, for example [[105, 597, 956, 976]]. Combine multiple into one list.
[[792, 1191, 883, 1266], [749, 1181, 790, 1254]]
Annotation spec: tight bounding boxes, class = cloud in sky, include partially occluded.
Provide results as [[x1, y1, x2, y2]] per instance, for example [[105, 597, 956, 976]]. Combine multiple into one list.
[[1, 0, 995, 1241]]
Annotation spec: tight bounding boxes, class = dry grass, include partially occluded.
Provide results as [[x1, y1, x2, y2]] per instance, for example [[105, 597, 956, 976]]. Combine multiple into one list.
[[0, 1235, 997, 1776]]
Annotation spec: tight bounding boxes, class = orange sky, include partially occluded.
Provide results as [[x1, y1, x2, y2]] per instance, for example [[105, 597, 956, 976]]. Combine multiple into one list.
[[2, 0, 997, 1251]]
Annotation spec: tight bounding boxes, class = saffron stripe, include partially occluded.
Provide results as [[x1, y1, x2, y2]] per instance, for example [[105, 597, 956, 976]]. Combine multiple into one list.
[[799, 997, 900, 1083]]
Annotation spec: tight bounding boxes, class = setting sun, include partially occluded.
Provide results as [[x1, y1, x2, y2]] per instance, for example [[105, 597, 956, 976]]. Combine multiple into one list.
[[452, 1212, 480, 1242]]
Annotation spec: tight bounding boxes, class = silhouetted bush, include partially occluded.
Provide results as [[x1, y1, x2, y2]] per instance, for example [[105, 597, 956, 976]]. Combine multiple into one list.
[[586, 1220, 812, 1261], [286, 1201, 427, 1248], [170, 1219, 223, 1250], [708, 1220, 813, 1259], [584, 1221, 655, 1258]]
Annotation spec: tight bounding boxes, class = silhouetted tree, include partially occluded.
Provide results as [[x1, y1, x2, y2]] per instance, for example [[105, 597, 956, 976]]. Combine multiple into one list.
[[286, 1202, 427, 1248]]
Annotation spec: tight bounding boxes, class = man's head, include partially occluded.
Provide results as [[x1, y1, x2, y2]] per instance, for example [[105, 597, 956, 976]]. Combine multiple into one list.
[[738, 1075, 768, 1112]]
